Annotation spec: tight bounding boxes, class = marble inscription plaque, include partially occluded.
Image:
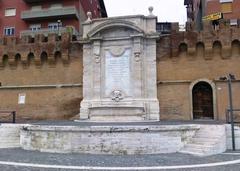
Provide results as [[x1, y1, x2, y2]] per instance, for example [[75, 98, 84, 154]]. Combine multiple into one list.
[[105, 49, 131, 96]]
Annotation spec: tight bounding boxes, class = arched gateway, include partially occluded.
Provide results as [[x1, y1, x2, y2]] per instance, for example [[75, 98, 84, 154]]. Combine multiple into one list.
[[192, 81, 214, 119]]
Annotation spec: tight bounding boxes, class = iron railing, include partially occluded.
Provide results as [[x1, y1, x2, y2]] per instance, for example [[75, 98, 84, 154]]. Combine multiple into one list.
[[0, 111, 16, 123]]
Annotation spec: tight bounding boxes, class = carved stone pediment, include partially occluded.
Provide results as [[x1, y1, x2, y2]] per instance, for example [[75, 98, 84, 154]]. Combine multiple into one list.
[[87, 20, 144, 39]]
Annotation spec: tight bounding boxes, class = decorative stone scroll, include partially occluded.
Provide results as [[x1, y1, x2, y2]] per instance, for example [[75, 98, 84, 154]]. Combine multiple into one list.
[[93, 41, 101, 63], [133, 37, 141, 62]]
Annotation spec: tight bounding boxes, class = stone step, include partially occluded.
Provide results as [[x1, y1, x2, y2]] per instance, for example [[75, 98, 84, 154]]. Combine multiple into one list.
[[180, 145, 222, 156], [196, 127, 224, 131], [196, 131, 223, 133], [0, 139, 20, 143], [184, 143, 214, 149], [196, 131, 223, 134], [180, 146, 212, 154], [196, 126, 225, 132], [194, 133, 223, 138], [191, 137, 219, 142], [189, 140, 217, 146], [179, 125, 226, 156], [178, 149, 207, 156]]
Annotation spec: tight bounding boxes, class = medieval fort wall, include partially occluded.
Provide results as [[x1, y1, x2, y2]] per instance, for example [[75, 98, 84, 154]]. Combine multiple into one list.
[[0, 33, 83, 120], [157, 28, 240, 121], [0, 28, 240, 121]]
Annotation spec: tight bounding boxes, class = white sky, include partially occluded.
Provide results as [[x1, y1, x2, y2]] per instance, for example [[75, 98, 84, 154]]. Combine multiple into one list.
[[104, 0, 187, 24]]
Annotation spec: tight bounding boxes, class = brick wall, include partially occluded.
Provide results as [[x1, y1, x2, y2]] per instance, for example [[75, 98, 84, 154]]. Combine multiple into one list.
[[157, 28, 240, 121], [1, 28, 240, 121], [0, 33, 83, 121], [206, 0, 240, 19]]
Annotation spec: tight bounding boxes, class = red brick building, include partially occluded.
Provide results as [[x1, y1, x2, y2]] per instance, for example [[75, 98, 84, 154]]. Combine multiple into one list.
[[206, 0, 240, 21], [0, 0, 107, 38], [185, 0, 240, 31]]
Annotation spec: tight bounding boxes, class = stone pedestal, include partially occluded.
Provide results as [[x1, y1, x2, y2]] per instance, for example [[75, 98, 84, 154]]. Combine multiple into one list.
[[80, 15, 160, 121], [20, 124, 200, 154]]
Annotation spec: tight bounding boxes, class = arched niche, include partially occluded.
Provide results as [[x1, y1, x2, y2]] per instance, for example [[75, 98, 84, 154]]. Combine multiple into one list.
[[28, 52, 35, 65], [54, 51, 62, 63], [15, 53, 21, 66], [231, 39, 240, 57], [178, 42, 188, 57], [196, 42, 205, 57], [40, 51, 48, 65], [213, 41, 222, 57], [2, 54, 8, 67]]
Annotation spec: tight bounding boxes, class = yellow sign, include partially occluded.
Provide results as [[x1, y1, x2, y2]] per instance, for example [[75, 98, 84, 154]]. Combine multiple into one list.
[[202, 12, 222, 21]]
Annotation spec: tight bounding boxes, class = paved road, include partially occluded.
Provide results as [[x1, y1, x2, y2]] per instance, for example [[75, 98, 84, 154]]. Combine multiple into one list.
[[0, 149, 240, 171]]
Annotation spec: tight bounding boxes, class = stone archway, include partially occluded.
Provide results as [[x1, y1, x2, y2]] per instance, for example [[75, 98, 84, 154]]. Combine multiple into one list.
[[192, 81, 214, 119]]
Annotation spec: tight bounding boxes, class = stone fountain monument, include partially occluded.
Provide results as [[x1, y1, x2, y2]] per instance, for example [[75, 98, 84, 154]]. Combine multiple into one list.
[[80, 8, 160, 121], [19, 9, 207, 155]]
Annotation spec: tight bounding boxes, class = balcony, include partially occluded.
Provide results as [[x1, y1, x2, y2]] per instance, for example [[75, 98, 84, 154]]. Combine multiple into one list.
[[20, 26, 79, 38], [21, 6, 79, 21], [23, 0, 49, 2]]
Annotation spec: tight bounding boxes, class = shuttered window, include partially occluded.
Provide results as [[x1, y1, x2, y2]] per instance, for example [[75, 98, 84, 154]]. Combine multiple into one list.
[[221, 2, 232, 13], [5, 8, 16, 16], [4, 27, 15, 36]]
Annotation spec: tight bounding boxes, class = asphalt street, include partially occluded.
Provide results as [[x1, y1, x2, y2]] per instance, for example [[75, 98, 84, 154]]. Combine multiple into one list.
[[0, 148, 239, 171]]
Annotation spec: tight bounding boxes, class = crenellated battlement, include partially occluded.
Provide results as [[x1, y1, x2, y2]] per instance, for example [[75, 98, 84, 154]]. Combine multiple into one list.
[[158, 27, 240, 60], [1, 27, 240, 68], [0, 32, 79, 68]]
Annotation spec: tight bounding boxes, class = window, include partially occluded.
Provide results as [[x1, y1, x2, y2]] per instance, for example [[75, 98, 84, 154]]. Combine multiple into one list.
[[4, 27, 15, 36], [220, 0, 233, 2], [50, 4, 62, 9], [230, 19, 238, 26], [48, 22, 62, 30], [5, 8, 16, 16], [156, 23, 171, 34], [31, 6, 42, 11], [29, 24, 41, 31], [221, 2, 232, 13]]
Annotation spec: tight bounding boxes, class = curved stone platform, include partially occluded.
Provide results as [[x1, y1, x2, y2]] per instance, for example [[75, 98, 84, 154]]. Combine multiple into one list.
[[20, 123, 200, 154]]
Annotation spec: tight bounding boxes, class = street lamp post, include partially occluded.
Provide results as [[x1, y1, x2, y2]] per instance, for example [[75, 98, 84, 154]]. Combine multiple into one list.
[[57, 20, 61, 36], [220, 73, 236, 151]]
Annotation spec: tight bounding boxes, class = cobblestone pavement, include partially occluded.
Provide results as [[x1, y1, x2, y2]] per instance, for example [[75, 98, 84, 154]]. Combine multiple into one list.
[[0, 149, 239, 171]]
